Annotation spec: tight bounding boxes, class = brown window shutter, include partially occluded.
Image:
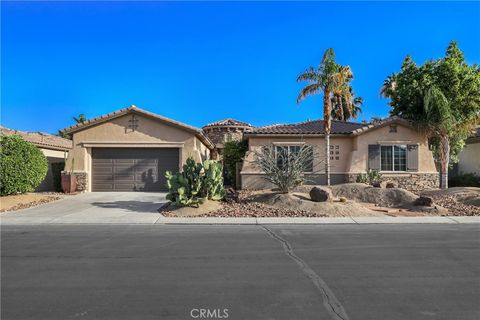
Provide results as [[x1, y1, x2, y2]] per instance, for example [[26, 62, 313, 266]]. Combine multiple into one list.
[[368, 145, 380, 170], [407, 144, 419, 171]]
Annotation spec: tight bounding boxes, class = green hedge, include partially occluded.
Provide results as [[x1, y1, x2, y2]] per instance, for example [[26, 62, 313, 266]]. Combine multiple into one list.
[[0, 135, 48, 196], [449, 173, 480, 187]]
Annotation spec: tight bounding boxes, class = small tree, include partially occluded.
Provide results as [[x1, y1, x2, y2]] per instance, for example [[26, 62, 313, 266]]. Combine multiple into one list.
[[253, 144, 318, 193], [0, 135, 48, 195], [222, 140, 248, 187]]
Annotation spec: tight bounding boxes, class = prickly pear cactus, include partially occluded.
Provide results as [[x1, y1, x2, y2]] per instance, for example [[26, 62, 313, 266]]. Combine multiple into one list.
[[165, 157, 225, 207], [202, 160, 226, 201]]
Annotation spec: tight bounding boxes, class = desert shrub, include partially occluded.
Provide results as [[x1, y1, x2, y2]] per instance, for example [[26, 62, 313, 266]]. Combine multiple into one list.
[[448, 173, 480, 187], [165, 157, 225, 207], [356, 169, 383, 185], [51, 162, 65, 192], [222, 140, 248, 187], [253, 144, 316, 193], [0, 135, 48, 195]]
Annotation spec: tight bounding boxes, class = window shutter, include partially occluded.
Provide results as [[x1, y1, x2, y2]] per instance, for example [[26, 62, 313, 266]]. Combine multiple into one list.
[[407, 144, 419, 171], [368, 145, 380, 170]]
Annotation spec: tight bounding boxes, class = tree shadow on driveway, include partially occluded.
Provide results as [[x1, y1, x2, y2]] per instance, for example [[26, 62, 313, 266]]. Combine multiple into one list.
[[91, 201, 164, 213]]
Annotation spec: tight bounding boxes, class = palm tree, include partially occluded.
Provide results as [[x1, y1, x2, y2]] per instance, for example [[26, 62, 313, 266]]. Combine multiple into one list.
[[422, 86, 454, 189], [297, 48, 338, 185], [332, 86, 363, 121], [73, 114, 87, 124], [380, 74, 397, 97]]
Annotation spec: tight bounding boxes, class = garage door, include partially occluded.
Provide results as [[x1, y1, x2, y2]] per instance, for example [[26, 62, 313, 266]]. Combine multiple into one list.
[[92, 148, 179, 192]]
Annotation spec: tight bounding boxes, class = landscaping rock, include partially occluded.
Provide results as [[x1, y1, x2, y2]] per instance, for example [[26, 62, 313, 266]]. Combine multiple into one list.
[[414, 196, 434, 207], [330, 183, 417, 208], [386, 181, 397, 188], [309, 187, 332, 202]]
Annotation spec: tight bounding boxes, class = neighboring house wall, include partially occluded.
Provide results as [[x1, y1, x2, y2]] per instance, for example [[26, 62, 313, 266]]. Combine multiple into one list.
[[457, 141, 480, 176], [36, 148, 66, 192], [65, 113, 211, 192], [241, 123, 439, 193]]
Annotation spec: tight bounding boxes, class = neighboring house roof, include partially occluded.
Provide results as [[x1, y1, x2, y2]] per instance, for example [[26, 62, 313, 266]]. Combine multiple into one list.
[[202, 118, 254, 129], [61, 105, 214, 149], [245, 116, 413, 137], [0, 126, 72, 151]]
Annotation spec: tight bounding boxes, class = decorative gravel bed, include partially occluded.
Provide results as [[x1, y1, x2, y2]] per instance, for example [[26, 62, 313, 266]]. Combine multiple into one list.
[[200, 202, 326, 218], [0, 193, 62, 213], [430, 195, 480, 216]]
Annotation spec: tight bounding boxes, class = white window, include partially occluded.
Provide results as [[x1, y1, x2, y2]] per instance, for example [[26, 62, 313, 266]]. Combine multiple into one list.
[[380, 145, 407, 171]]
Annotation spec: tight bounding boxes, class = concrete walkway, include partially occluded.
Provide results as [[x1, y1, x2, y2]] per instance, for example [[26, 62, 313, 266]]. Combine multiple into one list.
[[1, 193, 479, 225]]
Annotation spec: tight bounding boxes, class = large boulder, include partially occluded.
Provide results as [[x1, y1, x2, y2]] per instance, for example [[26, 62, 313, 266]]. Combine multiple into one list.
[[414, 196, 434, 207], [309, 186, 332, 202]]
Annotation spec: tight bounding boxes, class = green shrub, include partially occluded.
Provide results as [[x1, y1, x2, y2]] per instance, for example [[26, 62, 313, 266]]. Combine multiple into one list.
[[165, 157, 226, 207], [222, 140, 248, 187], [51, 162, 65, 192], [449, 173, 480, 187], [356, 169, 383, 185], [0, 135, 48, 195]]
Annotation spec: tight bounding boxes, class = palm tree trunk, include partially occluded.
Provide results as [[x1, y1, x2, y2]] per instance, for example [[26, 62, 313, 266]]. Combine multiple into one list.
[[439, 135, 450, 189], [337, 95, 344, 121], [324, 90, 331, 186]]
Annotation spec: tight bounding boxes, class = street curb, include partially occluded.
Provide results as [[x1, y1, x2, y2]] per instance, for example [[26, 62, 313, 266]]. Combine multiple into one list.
[[155, 216, 480, 225]]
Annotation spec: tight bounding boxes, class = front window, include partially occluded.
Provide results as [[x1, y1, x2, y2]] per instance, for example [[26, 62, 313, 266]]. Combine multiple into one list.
[[380, 145, 406, 171], [275, 145, 313, 172]]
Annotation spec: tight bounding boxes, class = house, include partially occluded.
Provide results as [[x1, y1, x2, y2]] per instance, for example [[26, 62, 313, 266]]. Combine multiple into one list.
[[202, 119, 254, 159], [0, 126, 72, 191], [240, 117, 439, 193], [61, 105, 213, 192], [456, 127, 480, 176]]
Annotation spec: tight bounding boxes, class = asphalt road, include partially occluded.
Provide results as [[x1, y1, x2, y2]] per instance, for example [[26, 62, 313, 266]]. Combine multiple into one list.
[[1, 224, 479, 320]]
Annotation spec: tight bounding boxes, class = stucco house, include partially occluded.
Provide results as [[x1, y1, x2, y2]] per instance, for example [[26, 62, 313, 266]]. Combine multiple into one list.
[[455, 127, 480, 176], [61, 105, 213, 192], [240, 117, 439, 193], [59, 105, 440, 193], [0, 126, 72, 191]]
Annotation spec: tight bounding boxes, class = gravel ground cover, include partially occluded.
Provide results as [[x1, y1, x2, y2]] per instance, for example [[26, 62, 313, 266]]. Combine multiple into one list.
[[0, 193, 63, 213]]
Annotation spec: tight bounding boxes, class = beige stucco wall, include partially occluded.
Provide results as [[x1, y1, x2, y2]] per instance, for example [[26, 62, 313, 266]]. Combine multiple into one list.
[[240, 123, 437, 189], [458, 141, 480, 175], [242, 136, 352, 174], [40, 148, 67, 159], [65, 113, 210, 191], [348, 124, 437, 173]]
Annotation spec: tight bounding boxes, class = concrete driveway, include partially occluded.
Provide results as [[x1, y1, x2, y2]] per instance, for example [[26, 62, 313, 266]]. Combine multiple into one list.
[[0, 192, 166, 225]]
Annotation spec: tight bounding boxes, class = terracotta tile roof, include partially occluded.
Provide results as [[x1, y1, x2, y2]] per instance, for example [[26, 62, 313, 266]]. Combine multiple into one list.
[[0, 126, 72, 151], [248, 119, 366, 135], [203, 118, 254, 129], [246, 116, 414, 136], [61, 105, 214, 149]]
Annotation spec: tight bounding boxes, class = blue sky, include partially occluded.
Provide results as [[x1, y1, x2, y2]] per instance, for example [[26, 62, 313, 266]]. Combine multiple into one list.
[[2, 1, 479, 134]]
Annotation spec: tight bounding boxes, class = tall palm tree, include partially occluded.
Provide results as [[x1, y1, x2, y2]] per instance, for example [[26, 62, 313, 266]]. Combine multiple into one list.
[[73, 114, 87, 124], [331, 85, 363, 121], [380, 74, 397, 97], [331, 65, 353, 121], [297, 48, 338, 185]]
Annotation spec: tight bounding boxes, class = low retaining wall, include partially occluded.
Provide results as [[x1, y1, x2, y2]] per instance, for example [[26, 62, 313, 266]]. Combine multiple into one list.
[[61, 171, 88, 192], [347, 173, 439, 194]]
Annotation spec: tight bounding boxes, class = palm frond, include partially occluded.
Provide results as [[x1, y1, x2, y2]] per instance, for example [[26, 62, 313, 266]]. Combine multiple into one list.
[[296, 83, 322, 104]]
